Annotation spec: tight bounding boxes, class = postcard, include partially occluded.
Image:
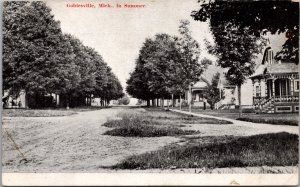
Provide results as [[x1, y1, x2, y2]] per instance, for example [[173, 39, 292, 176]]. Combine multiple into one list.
[[2, 0, 299, 185]]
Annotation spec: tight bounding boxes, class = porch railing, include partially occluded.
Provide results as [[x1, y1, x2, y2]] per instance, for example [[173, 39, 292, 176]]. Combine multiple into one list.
[[274, 95, 299, 103], [254, 96, 299, 105]]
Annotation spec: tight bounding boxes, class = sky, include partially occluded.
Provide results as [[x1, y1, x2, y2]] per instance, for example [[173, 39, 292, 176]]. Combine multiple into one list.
[[46, 0, 216, 89], [46, 0, 287, 91]]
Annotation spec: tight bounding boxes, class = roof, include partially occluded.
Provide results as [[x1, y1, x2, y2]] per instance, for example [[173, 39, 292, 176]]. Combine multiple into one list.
[[251, 63, 298, 79], [192, 77, 209, 89], [267, 63, 298, 74]]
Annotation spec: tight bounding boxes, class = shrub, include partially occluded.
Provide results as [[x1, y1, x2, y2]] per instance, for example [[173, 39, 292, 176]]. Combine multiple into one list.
[[118, 96, 130, 105]]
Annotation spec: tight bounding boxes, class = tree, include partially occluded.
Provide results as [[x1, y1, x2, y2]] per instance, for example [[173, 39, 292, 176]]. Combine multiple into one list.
[[192, 0, 299, 64], [203, 72, 224, 109], [3, 1, 123, 108], [3, 1, 80, 108], [176, 20, 210, 111], [203, 23, 263, 117], [143, 33, 181, 106], [126, 38, 159, 106], [126, 21, 210, 109]]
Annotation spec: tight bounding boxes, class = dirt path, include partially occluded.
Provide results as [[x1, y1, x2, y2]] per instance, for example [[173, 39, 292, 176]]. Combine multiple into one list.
[[2, 107, 179, 172]]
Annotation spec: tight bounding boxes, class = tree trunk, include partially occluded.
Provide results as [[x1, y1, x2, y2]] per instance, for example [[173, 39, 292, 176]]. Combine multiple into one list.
[[147, 99, 150, 107], [238, 84, 242, 118], [66, 95, 70, 110], [167, 99, 170, 109], [189, 84, 192, 113], [179, 95, 182, 110], [161, 98, 164, 108], [157, 98, 159, 107], [25, 92, 29, 109], [152, 99, 155, 107], [171, 94, 174, 107]]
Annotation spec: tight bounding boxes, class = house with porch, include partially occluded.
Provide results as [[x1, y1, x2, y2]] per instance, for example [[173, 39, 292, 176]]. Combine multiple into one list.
[[184, 77, 210, 109], [250, 46, 299, 113]]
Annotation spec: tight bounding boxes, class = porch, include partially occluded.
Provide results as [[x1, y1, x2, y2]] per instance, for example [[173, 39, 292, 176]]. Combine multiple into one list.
[[252, 74, 299, 113]]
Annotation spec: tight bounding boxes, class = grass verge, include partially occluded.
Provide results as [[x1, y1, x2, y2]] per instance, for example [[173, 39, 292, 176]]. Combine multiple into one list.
[[237, 117, 298, 126], [111, 132, 298, 169], [2, 109, 77, 117]]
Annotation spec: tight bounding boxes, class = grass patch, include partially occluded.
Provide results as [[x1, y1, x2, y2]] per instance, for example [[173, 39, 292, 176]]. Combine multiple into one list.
[[103, 108, 232, 137], [177, 107, 298, 126], [2, 106, 110, 117], [2, 109, 77, 117], [112, 132, 298, 169], [103, 115, 198, 137], [237, 117, 298, 126]]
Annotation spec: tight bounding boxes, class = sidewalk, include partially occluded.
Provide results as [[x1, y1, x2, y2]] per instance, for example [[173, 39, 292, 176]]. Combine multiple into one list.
[[170, 109, 299, 136]]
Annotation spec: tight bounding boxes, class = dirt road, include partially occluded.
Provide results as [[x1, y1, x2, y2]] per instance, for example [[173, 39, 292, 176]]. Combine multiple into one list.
[[2, 107, 298, 172], [2, 107, 179, 172]]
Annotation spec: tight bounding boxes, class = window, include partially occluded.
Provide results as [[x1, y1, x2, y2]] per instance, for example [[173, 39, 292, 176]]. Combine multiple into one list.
[[256, 86, 260, 97], [294, 80, 300, 91]]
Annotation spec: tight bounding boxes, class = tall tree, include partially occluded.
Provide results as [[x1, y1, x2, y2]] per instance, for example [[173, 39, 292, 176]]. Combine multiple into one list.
[[176, 20, 210, 111], [3, 1, 80, 107], [203, 22, 263, 117]]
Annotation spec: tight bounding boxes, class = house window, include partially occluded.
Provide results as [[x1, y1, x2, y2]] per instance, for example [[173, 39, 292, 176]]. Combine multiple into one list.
[[256, 86, 260, 97], [294, 80, 300, 91]]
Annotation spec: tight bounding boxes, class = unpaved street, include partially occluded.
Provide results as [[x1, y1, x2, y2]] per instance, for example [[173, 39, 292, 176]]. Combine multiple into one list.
[[2, 107, 298, 172], [2, 107, 179, 172]]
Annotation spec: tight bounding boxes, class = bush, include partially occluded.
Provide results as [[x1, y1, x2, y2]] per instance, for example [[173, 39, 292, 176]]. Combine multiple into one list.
[[118, 96, 130, 105]]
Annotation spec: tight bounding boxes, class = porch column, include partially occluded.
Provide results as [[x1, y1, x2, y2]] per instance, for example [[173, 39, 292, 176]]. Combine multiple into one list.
[[285, 79, 288, 96], [272, 79, 275, 97], [279, 79, 282, 97], [265, 79, 268, 98], [252, 80, 256, 97], [258, 79, 261, 97], [290, 78, 294, 96]]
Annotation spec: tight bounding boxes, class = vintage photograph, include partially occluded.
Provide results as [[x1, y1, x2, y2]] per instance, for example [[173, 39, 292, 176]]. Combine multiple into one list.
[[2, 0, 299, 185]]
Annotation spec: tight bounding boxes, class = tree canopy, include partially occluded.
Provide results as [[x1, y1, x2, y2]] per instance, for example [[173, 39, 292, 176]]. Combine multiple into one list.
[[192, 0, 299, 63], [3, 1, 123, 108], [126, 20, 210, 107]]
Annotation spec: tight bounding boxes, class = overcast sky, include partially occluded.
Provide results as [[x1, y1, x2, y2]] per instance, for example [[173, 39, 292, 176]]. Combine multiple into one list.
[[46, 0, 216, 88], [46, 0, 287, 90]]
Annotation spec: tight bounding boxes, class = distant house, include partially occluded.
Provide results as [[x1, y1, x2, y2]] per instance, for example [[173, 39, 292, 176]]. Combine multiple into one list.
[[185, 77, 210, 109], [250, 46, 299, 113], [216, 76, 254, 110], [2, 89, 26, 108], [2, 90, 60, 109]]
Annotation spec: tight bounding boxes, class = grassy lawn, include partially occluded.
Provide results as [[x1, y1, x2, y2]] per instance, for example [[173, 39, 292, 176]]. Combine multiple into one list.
[[2, 106, 108, 117], [103, 108, 232, 137], [112, 132, 298, 169], [175, 107, 298, 126]]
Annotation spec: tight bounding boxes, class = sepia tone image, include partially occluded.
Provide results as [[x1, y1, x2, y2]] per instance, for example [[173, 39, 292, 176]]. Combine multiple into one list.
[[2, 0, 299, 185]]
